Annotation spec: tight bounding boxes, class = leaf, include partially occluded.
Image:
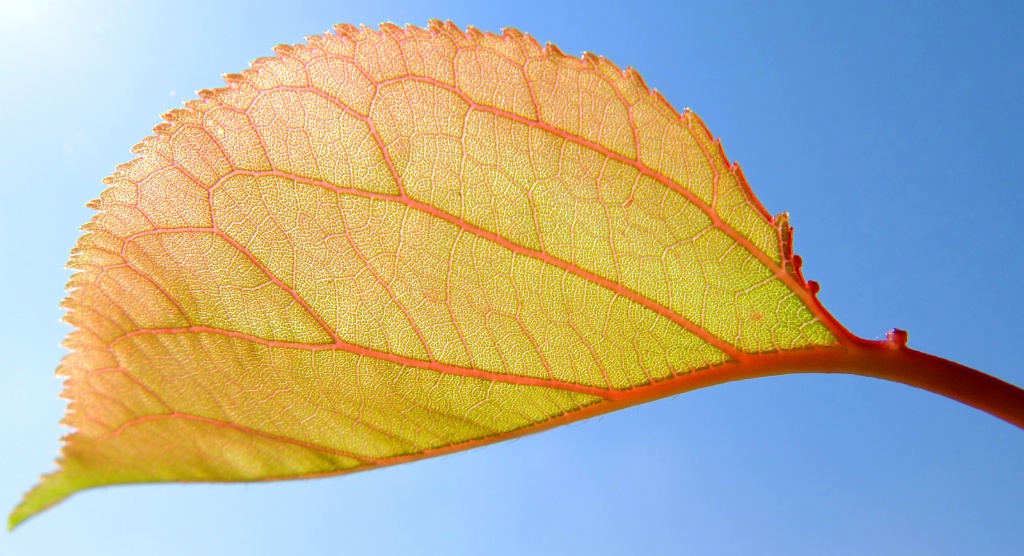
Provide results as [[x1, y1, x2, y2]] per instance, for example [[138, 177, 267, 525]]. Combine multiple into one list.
[[11, 21, 1024, 529]]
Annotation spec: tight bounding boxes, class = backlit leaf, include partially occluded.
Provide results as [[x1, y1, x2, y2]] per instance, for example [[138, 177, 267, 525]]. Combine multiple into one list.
[[11, 21, 1024, 528]]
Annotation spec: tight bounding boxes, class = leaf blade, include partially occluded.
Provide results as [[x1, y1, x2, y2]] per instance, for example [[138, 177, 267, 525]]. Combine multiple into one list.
[[14, 21, 848, 526]]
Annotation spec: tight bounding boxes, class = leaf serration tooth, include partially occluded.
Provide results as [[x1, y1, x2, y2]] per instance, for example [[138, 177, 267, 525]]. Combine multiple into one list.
[[625, 67, 647, 89], [251, 56, 276, 69], [546, 42, 566, 58], [502, 27, 524, 40], [334, 23, 358, 39], [379, 22, 404, 37]]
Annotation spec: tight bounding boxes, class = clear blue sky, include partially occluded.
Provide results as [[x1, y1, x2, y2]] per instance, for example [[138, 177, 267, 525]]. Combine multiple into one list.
[[2, 1, 1022, 554]]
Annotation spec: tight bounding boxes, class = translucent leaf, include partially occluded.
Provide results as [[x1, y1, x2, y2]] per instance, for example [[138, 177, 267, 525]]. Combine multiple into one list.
[[11, 21, 1023, 528]]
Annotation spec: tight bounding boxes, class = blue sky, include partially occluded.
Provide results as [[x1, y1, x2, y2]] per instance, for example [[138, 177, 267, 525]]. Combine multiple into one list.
[[1, 0, 1022, 554]]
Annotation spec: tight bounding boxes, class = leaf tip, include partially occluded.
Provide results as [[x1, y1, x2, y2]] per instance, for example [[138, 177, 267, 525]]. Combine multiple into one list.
[[8, 462, 78, 531]]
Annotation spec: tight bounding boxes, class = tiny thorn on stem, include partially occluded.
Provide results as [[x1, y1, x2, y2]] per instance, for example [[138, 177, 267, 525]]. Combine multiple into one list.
[[886, 328, 909, 348]]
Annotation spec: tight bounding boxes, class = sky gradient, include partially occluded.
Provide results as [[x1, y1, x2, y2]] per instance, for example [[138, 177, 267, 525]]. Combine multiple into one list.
[[1, 1, 1022, 554]]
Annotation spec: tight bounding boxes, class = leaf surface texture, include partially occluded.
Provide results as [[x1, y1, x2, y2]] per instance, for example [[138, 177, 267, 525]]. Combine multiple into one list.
[[13, 22, 841, 525]]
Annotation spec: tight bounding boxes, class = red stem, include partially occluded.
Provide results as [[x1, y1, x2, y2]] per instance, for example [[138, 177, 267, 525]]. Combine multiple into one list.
[[606, 340, 1024, 430]]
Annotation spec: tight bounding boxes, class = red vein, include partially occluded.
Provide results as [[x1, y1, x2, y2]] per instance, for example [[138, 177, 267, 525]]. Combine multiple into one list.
[[335, 207, 436, 362], [125, 226, 339, 344], [110, 325, 612, 399], [204, 167, 745, 361], [366, 74, 837, 338]]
